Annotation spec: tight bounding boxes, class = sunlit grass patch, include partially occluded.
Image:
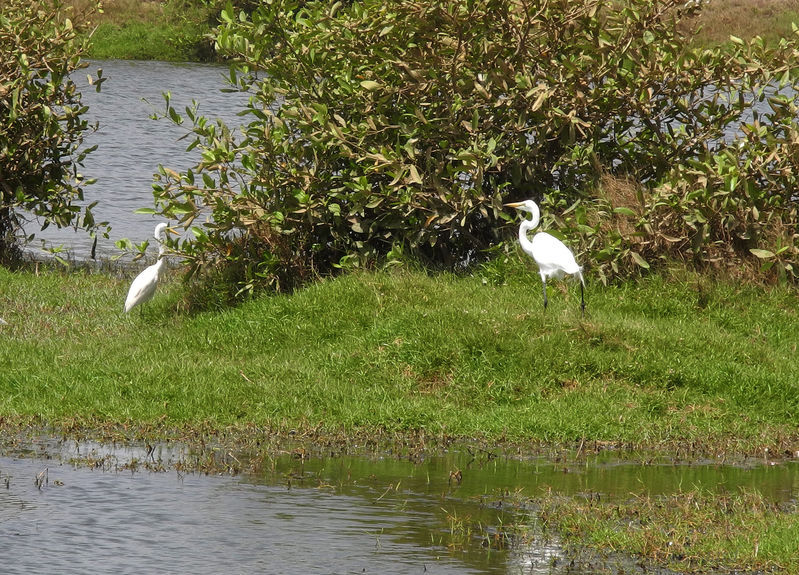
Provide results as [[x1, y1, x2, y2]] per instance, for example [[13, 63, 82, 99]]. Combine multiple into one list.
[[1, 263, 799, 455], [685, 0, 799, 47], [67, 0, 214, 61], [540, 488, 799, 573]]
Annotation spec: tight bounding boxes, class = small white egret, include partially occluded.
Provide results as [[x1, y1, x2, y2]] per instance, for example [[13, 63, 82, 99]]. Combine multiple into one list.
[[124, 223, 176, 314], [0, 317, 7, 325], [505, 199, 585, 315]]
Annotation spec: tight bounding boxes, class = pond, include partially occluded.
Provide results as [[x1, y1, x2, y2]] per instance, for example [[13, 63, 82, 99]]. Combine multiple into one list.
[[2, 438, 797, 574]]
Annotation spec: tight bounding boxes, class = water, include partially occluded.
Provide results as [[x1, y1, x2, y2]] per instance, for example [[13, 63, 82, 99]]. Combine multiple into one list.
[[1, 439, 798, 574], [0, 460, 489, 574], [26, 60, 250, 261]]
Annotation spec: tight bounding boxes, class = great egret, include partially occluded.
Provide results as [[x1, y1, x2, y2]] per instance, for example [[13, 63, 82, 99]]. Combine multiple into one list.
[[505, 199, 585, 315], [124, 223, 176, 314]]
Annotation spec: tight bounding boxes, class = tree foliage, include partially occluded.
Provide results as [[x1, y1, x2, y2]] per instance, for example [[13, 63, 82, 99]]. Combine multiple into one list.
[[0, 0, 105, 264], [154, 0, 799, 295]]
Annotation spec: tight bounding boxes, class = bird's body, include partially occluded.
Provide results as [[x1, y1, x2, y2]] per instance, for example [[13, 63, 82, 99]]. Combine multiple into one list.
[[124, 223, 172, 314], [505, 199, 585, 315], [124, 257, 166, 313]]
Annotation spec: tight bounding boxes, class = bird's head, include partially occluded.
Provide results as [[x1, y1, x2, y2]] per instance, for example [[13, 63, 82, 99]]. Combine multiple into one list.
[[153, 222, 180, 241], [504, 199, 539, 214]]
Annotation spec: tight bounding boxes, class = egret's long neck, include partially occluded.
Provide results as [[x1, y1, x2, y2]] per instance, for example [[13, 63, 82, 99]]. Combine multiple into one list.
[[518, 205, 540, 254], [156, 230, 167, 258]]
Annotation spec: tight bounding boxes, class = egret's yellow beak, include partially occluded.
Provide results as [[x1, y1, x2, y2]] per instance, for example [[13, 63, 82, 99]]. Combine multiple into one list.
[[166, 227, 180, 236], [504, 202, 523, 208]]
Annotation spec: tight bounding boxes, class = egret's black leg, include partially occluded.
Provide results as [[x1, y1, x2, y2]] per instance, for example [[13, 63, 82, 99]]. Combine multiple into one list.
[[542, 280, 548, 310], [579, 282, 585, 317]]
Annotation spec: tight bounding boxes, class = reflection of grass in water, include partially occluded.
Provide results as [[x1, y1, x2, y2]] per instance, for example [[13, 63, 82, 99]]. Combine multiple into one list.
[[540, 488, 799, 574]]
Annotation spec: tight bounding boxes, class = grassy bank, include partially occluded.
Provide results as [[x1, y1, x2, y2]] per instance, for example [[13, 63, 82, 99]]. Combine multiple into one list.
[[68, 0, 799, 61], [4, 262, 799, 574], [70, 0, 215, 61], [1, 262, 798, 456], [539, 488, 799, 574], [687, 0, 799, 47]]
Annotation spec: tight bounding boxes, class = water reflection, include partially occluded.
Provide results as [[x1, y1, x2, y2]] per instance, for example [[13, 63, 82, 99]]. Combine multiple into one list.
[[1, 440, 798, 574], [0, 453, 513, 574]]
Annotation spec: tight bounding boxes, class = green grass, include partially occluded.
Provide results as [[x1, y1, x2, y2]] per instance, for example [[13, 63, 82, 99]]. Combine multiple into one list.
[[70, 0, 214, 61], [3, 262, 799, 572], [88, 22, 192, 61], [686, 1, 799, 47], [541, 488, 799, 573], [1, 262, 798, 454]]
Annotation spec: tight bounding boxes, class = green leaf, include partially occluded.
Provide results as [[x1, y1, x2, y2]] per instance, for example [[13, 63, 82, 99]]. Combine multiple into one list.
[[631, 251, 650, 269], [360, 80, 381, 91], [750, 248, 775, 259], [115, 238, 134, 250], [168, 106, 183, 125]]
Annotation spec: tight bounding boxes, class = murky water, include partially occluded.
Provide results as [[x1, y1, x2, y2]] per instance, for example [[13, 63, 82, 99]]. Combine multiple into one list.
[[27, 60, 249, 260], [1, 440, 797, 574]]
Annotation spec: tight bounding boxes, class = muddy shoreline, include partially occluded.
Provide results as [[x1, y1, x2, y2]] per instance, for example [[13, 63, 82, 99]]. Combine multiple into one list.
[[1, 417, 792, 476]]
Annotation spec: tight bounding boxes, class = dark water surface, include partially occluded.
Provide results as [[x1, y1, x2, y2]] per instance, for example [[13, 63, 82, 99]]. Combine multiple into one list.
[[1, 440, 797, 574], [27, 60, 249, 261]]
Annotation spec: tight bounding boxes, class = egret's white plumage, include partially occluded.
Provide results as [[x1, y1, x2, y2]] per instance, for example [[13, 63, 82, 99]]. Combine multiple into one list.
[[124, 223, 172, 314], [505, 199, 585, 315]]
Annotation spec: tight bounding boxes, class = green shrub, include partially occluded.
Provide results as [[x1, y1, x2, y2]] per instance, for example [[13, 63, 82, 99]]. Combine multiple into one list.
[[0, 0, 107, 263], [152, 0, 799, 294]]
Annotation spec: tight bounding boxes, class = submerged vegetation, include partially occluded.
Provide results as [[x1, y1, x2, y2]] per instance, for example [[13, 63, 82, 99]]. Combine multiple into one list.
[[540, 488, 799, 574]]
